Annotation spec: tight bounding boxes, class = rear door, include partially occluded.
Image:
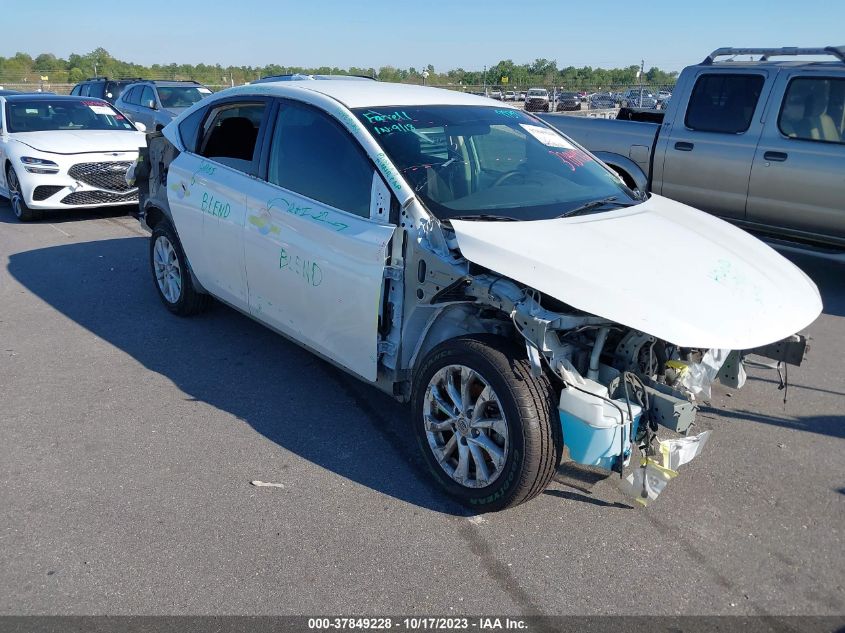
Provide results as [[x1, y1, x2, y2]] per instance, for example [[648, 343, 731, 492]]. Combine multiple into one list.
[[746, 72, 845, 244], [166, 98, 271, 310], [136, 86, 158, 129], [656, 70, 769, 220], [244, 99, 395, 381], [119, 87, 141, 123]]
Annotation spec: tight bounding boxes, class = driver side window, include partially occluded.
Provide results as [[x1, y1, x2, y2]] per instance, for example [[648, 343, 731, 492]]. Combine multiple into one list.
[[267, 101, 373, 219]]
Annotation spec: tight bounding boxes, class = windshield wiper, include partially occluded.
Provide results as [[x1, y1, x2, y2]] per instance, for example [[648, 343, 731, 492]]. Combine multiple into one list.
[[557, 196, 632, 218], [448, 214, 516, 222]]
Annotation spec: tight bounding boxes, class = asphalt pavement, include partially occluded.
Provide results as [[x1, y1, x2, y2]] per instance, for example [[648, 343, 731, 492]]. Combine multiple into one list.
[[0, 202, 843, 616]]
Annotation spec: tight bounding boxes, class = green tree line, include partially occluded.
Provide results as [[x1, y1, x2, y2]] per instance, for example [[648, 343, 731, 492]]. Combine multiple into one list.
[[0, 48, 678, 89]]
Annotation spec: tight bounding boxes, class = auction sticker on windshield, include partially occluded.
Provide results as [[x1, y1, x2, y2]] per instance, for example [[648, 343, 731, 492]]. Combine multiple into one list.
[[519, 124, 574, 149]]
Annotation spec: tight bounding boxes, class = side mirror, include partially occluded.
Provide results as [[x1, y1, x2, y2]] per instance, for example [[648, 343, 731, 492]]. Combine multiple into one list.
[[134, 121, 147, 133], [146, 100, 157, 110]]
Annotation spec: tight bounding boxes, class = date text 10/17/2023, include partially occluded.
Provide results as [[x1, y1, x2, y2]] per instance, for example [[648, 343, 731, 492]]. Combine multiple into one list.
[[307, 617, 528, 630]]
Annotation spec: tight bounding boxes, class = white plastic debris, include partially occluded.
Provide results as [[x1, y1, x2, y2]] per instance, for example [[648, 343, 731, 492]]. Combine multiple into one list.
[[250, 480, 285, 488], [619, 459, 678, 506], [681, 349, 729, 400], [659, 430, 712, 471]]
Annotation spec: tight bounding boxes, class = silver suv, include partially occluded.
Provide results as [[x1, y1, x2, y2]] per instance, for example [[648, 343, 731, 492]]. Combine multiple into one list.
[[115, 80, 212, 131]]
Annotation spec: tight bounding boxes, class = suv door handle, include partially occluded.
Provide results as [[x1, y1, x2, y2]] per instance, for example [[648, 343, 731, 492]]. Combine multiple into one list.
[[674, 142, 694, 151], [763, 151, 788, 162]]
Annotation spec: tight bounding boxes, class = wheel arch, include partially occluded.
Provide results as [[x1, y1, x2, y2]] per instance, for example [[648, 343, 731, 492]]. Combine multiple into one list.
[[592, 151, 648, 192], [405, 303, 517, 379]]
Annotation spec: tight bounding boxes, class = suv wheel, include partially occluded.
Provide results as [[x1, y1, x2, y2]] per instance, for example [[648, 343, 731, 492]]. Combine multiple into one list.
[[411, 335, 562, 512], [150, 221, 210, 316]]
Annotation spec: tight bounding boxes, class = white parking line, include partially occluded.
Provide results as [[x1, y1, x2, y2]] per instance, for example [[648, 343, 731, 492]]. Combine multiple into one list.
[[48, 223, 72, 238]]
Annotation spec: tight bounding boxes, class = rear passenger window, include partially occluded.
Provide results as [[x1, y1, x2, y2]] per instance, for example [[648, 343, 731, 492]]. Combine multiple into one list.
[[70, 85, 81, 96], [267, 101, 373, 218], [779, 77, 845, 144], [179, 108, 206, 153], [685, 74, 764, 133], [79, 84, 91, 97], [125, 87, 141, 105], [199, 102, 266, 174]]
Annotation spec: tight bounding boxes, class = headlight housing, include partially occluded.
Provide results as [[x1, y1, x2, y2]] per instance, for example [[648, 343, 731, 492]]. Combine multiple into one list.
[[20, 156, 60, 174]]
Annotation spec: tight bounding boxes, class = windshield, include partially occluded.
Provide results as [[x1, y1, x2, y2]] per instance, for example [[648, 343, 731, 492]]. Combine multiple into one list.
[[354, 105, 636, 221], [157, 86, 209, 109], [5, 99, 136, 133], [527, 90, 547, 96]]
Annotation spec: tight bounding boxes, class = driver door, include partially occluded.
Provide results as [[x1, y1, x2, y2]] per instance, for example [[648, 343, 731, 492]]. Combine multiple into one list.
[[244, 99, 396, 381]]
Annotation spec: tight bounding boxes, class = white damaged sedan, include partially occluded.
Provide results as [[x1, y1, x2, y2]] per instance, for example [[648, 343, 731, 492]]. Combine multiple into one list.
[[136, 80, 822, 511], [0, 94, 146, 221]]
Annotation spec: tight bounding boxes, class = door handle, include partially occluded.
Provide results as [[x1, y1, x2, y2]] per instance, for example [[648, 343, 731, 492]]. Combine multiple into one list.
[[763, 151, 788, 162], [674, 141, 694, 151]]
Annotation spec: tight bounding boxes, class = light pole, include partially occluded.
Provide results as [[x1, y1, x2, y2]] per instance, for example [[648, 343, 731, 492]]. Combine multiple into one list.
[[638, 59, 644, 105], [483, 65, 487, 96]]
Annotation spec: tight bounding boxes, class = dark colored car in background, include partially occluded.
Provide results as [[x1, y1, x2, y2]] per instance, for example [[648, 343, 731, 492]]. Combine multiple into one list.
[[70, 77, 144, 104], [589, 92, 617, 109], [556, 91, 582, 111]]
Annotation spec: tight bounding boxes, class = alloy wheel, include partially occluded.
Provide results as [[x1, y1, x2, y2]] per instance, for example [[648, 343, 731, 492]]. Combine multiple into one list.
[[422, 364, 509, 488], [7, 169, 23, 219], [153, 235, 182, 304]]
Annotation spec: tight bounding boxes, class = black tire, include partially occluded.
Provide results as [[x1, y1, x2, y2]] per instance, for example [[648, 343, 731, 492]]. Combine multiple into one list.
[[149, 221, 210, 316], [6, 165, 41, 222], [411, 335, 562, 512]]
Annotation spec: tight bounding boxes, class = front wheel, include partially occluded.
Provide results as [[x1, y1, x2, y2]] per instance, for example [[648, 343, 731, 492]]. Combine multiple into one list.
[[411, 335, 562, 512], [6, 166, 41, 222]]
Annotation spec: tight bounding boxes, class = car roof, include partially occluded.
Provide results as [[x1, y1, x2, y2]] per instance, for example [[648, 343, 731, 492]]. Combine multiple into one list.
[[3, 94, 109, 102], [122, 80, 202, 88], [696, 60, 845, 71], [229, 80, 510, 108]]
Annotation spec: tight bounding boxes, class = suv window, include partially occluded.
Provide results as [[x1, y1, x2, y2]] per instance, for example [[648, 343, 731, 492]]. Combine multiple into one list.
[[779, 77, 844, 144], [70, 85, 81, 96], [268, 101, 373, 218], [685, 73, 764, 133], [140, 86, 156, 109], [199, 102, 266, 174], [122, 86, 137, 105]]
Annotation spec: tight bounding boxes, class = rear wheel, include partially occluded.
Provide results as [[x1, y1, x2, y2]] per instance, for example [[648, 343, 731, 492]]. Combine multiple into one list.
[[150, 221, 210, 316], [6, 166, 41, 222], [411, 335, 562, 512]]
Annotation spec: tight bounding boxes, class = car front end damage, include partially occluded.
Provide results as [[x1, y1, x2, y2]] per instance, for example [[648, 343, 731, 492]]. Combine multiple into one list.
[[378, 196, 820, 506]]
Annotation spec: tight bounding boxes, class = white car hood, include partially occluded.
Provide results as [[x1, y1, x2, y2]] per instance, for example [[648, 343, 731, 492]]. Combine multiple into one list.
[[450, 195, 822, 349], [14, 130, 145, 155]]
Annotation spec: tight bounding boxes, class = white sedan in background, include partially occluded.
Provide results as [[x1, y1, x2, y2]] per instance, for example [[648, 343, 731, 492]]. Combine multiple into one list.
[[0, 94, 146, 221]]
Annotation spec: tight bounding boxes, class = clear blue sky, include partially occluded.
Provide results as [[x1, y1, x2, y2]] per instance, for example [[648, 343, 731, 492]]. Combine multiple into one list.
[[4, 0, 843, 72]]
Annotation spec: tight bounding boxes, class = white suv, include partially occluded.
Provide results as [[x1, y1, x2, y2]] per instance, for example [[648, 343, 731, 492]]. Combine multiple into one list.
[[136, 80, 820, 511]]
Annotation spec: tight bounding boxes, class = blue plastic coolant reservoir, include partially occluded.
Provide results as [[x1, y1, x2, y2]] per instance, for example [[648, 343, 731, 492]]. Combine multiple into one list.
[[559, 379, 642, 470]]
